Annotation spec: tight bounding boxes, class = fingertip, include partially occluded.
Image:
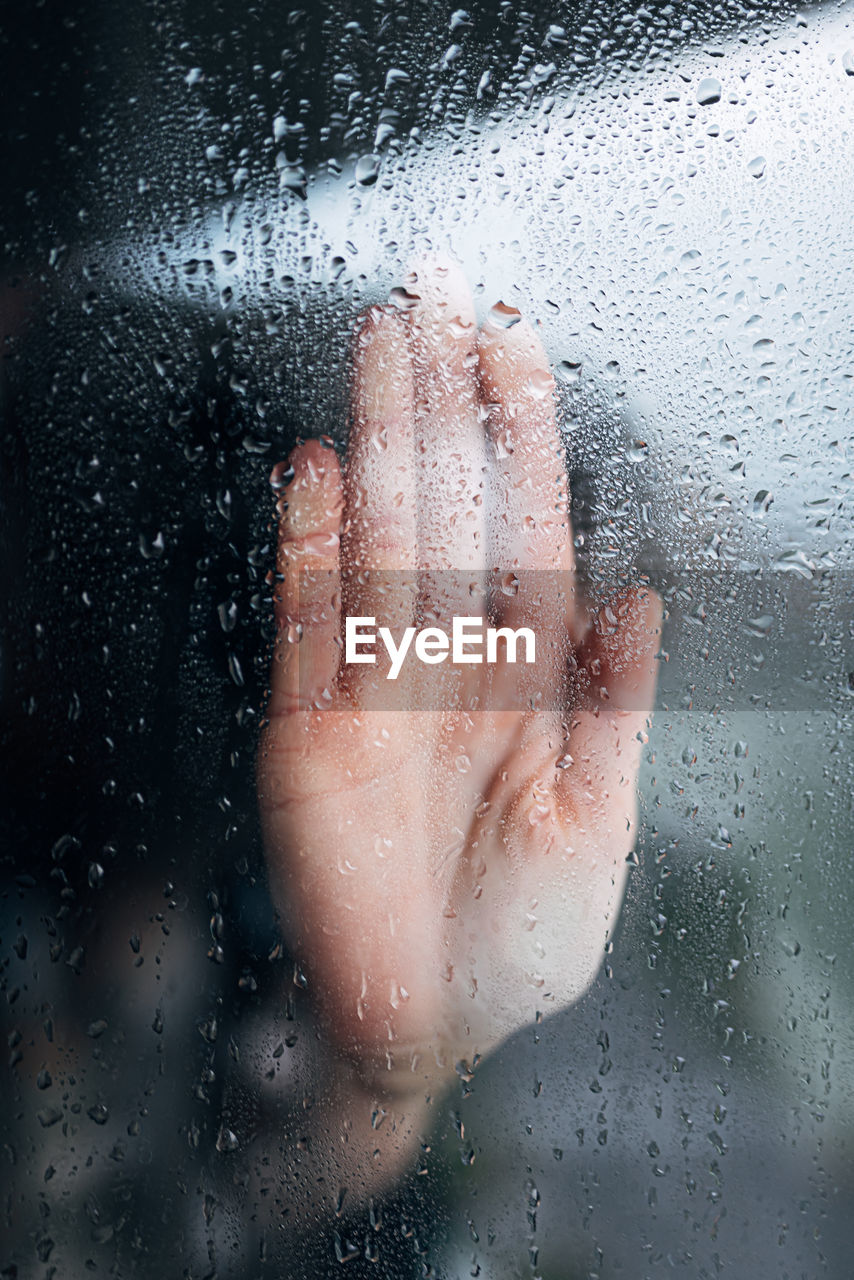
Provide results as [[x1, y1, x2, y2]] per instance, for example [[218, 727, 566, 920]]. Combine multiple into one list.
[[406, 255, 477, 362], [272, 439, 343, 541], [477, 311, 554, 405], [287, 437, 342, 483], [584, 584, 663, 712]]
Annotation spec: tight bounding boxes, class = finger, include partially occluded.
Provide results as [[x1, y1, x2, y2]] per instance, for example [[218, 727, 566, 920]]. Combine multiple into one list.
[[408, 257, 487, 603], [478, 309, 576, 648], [266, 440, 343, 719], [341, 308, 417, 694], [555, 585, 662, 842], [344, 307, 416, 573]]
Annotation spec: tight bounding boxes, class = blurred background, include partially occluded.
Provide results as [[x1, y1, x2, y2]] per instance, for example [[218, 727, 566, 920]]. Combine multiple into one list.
[[2, 0, 853, 1275]]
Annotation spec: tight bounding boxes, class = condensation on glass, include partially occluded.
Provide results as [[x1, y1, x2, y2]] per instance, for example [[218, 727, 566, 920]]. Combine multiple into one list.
[[2, 1, 852, 1276]]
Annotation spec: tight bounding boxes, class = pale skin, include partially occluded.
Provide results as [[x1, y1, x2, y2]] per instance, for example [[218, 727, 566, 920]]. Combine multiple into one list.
[[257, 261, 662, 1198]]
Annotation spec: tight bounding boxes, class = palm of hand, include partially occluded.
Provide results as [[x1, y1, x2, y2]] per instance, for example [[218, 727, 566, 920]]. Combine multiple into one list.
[[259, 262, 660, 1094]]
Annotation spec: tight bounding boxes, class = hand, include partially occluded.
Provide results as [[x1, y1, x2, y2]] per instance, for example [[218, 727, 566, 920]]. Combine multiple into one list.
[[258, 261, 661, 1121]]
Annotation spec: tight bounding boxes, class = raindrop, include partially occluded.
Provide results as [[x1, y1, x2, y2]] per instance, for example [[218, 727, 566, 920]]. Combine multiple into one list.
[[556, 360, 582, 384], [752, 489, 773, 517], [748, 156, 766, 179], [355, 154, 380, 186], [269, 462, 294, 491], [488, 302, 522, 329], [139, 531, 165, 559], [526, 369, 553, 400], [493, 428, 514, 459], [216, 1125, 239, 1153], [218, 600, 238, 633], [388, 286, 420, 311], [697, 77, 722, 106], [746, 614, 774, 638], [300, 531, 340, 556], [370, 426, 389, 453]]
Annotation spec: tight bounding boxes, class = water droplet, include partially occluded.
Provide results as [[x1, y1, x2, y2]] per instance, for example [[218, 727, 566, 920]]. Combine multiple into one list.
[[216, 1126, 239, 1153], [303, 531, 340, 556], [746, 613, 774, 638], [752, 489, 773, 517], [526, 368, 553, 400], [217, 600, 238, 633], [493, 428, 514, 459], [697, 77, 722, 106], [388, 286, 420, 311], [488, 301, 522, 329], [448, 314, 475, 339], [680, 249, 702, 270], [748, 156, 766, 179], [355, 154, 380, 186], [37, 1105, 63, 1128], [556, 359, 582, 384], [139, 531, 165, 559], [269, 462, 294, 491]]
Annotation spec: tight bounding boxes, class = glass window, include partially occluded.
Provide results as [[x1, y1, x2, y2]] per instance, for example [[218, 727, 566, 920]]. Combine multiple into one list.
[[3, 1, 852, 1275]]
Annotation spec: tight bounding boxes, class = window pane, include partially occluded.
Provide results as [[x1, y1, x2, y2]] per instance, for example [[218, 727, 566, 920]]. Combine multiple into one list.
[[2, 2, 851, 1275]]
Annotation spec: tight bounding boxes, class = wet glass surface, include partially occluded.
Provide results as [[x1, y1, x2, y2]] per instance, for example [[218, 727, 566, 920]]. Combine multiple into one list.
[[2, 1, 853, 1275]]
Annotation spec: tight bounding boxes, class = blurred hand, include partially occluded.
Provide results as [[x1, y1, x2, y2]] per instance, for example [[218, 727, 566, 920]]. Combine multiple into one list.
[[258, 261, 661, 1117]]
